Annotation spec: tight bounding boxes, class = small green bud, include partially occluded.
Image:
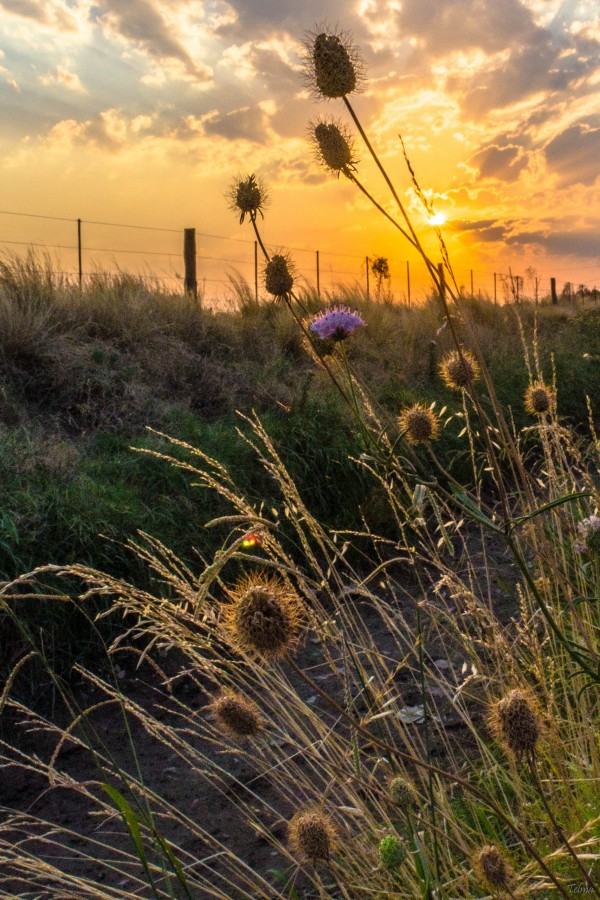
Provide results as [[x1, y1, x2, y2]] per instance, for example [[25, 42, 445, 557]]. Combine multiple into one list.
[[379, 834, 406, 870]]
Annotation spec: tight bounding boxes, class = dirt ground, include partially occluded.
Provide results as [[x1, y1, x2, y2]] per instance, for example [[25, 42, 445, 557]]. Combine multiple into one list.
[[0, 535, 518, 898]]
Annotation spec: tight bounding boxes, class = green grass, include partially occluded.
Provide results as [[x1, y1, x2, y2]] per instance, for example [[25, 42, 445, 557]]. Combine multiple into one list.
[[2, 254, 600, 675]]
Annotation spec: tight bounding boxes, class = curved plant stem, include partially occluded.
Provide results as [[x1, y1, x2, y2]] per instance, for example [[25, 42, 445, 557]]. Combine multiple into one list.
[[284, 652, 570, 898]]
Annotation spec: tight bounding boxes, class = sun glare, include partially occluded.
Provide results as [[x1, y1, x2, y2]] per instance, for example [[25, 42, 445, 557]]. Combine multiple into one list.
[[429, 213, 446, 226]]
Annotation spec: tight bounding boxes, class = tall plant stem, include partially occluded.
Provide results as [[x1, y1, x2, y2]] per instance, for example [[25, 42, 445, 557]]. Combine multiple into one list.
[[415, 598, 441, 881], [343, 97, 442, 292], [284, 653, 570, 898], [529, 757, 600, 896], [248, 214, 355, 408]]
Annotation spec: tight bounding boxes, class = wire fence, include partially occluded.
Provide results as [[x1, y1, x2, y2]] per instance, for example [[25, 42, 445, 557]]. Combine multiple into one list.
[[1, 207, 599, 309]]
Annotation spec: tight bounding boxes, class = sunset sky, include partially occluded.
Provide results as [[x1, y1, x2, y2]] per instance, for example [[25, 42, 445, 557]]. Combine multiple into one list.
[[1, 0, 599, 301]]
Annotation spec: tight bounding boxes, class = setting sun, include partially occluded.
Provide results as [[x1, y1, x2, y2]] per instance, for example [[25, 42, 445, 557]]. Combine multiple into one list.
[[429, 213, 447, 226]]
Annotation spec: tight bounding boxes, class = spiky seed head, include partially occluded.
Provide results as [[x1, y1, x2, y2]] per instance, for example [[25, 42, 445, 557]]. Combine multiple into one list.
[[389, 776, 416, 808], [305, 28, 364, 99], [398, 403, 440, 445], [227, 174, 269, 224], [311, 118, 357, 176], [264, 254, 294, 298], [524, 382, 553, 415], [489, 689, 541, 759], [379, 834, 406, 870], [474, 844, 513, 890], [288, 809, 335, 864], [209, 690, 264, 738], [439, 349, 480, 390], [224, 573, 301, 660]]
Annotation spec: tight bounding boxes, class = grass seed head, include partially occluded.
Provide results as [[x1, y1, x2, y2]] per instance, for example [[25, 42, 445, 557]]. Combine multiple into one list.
[[264, 254, 294, 298], [439, 349, 480, 390], [311, 118, 357, 176], [524, 382, 553, 415], [209, 690, 264, 738], [224, 572, 301, 660], [288, 808, 335, 864], [398, 403, 440, 445], [474, 844, 513, 890], [379, 834, 406, 870], [489, 689, 541, 759], [228, 174, 269, 224], [305, 28, 364, 99]]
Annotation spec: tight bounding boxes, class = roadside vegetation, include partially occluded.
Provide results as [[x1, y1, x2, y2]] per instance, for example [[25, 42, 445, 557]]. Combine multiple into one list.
[[1, 22, 600, 899]]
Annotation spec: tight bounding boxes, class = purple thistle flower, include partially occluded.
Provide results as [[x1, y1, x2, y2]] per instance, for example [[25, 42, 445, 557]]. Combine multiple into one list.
[[309, 304, 366, 341]]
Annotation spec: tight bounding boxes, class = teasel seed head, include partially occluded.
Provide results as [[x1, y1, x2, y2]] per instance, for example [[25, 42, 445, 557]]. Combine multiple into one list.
[[474, 844, 514, 891], [489, 689, 541, 760], [264, 253, 294, 298], [524, 382, 553, 416], [310, 117, 357, 177], [397, 402, 440, 445], [439, 349, 480, 391], [379, 834, 407, 870], [209, 690, 264, 739], [305, 27, 364, 100], [288, 808, 335, 864], [227, 173, 269, 224], [224, 572, 301, 661], [389, 776, 416, 809]]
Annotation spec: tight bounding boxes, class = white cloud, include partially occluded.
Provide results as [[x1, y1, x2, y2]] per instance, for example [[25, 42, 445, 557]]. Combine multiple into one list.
[[40, 62, 86, 93]]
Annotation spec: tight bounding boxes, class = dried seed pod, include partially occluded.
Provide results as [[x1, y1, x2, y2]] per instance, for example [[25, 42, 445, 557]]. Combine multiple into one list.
[[474, 844, 514, 891], [264, 254, 294, 298], [209, 691, 263, 738], [305, 28, 364, 99], [288, 808, 335, 864], [227, 173, 269, 224], [310, 118, 357, 176], [439, 349, 480, 390], [489, 689, 541, 759], [224, 572, 302, 660], [398, 403, 440, 445], [524, 382, 553, 415]]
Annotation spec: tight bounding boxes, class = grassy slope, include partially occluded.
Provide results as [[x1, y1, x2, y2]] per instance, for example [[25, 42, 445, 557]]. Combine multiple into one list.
[[2, 256, 600, 666]]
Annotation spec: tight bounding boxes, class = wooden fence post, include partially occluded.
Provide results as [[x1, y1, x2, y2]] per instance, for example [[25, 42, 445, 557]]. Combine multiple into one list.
[[77, 218, 82, 288], [550, 277, 557, 305], [365, 256, 370, 300], [184, 228, 197, 298], [254, 240, 258, 301]]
